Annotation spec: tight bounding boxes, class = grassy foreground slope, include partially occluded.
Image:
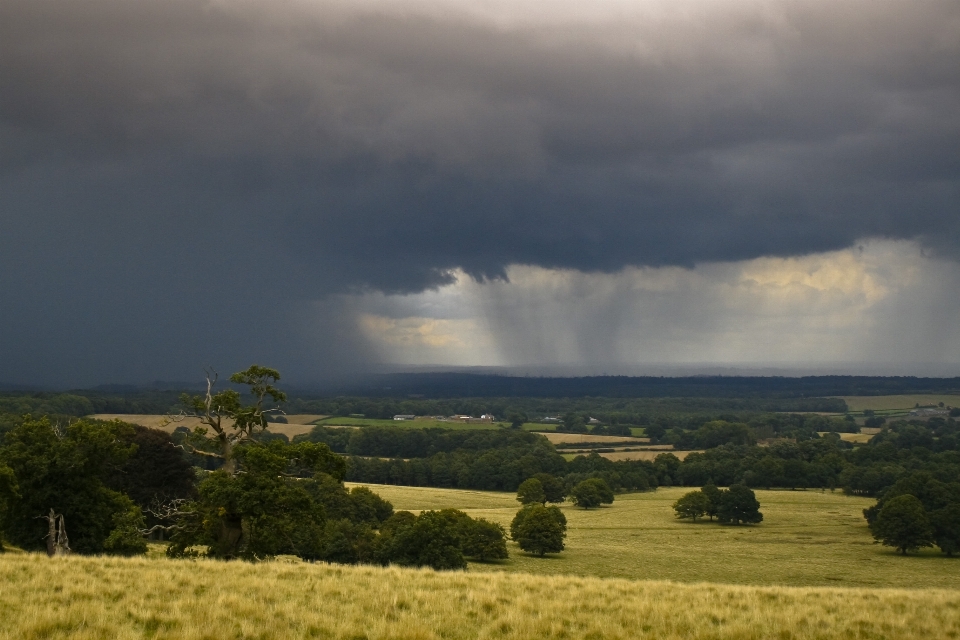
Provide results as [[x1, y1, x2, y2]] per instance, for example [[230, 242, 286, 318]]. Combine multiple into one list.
[[2, 553, 959, 640], [354, 484, 960, 589]]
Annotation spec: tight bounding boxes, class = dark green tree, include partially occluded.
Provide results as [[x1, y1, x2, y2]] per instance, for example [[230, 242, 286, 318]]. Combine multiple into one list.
[[166, 440, 344, 560], [506, 410, 528, 430], [673, 490, 709, 521], [701, 484, 722, 520], [104, 424, 196, 510], [570, 478, 613, 509], [376, 509, 468, 570], [871, 494, 934, 555], [0, 417, 147, 554], [931, 504, 960, 556], [717, 485, 763, 525], [517, 478, 546, 505], [459, 517, 508, 561], [533, 473, 566, 504], [569, 480, 601, 509], [510, 505, 566, 556], [0, 462, 18, 551]]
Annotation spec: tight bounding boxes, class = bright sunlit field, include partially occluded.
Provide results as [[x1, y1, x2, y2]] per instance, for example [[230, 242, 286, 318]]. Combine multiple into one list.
[[2, 552, 960, 640], [350, 484, 960, 589]]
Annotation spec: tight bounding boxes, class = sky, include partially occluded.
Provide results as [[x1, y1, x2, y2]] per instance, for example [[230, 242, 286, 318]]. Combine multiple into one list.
[[1, 0, 959, 387]]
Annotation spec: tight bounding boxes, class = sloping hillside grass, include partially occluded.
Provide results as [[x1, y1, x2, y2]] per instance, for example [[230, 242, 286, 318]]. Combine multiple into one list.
[[353, 484, 960, 589], [2, 553, 959, 640]]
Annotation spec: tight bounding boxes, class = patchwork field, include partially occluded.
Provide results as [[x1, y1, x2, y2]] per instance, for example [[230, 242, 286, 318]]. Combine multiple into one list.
[[540, 432, 650, 445], [349, 483, 960, 589], [3, 553, 959, 640]]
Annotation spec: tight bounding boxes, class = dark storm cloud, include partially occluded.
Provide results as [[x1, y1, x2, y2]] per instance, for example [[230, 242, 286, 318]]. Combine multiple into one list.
[[1, 0, 958, 384]]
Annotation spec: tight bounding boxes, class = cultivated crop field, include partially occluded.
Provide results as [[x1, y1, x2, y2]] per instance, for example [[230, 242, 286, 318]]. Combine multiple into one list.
[[317, 417, 502, 430], [89, 414, 322, 439], [351, 484, 960, 589], [2, 553, 959, 640], [837, 394, 960, 412]]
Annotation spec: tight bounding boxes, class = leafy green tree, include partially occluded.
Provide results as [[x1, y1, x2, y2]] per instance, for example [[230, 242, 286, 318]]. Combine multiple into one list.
[[320, 518, 377, 564], [348, 486, 395, 525], [533, 473, 566, 504], [562, 412, 587, 434], [510, 505, 566, 556], [517, 478, 546, 505], [569, 480, 601, 509], [376, 509, 468, 570], [104, 424, 196, 510], [570, 478, 613, 509], [0, 462, 18, 551], [871, 494, 934, 555], [459, 517, 508, 561], [166, 440, 343, 560], [717, 485, 763, 525], [180, 365, 287, 472], [701, 484, 722, 521], [931, 504, 960, 556], [0, 417, 146, 554], [673, 490, 709, 521], [506, 410, 528, 429]]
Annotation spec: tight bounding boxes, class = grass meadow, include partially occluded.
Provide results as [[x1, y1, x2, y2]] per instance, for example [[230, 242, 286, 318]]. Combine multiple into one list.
[[351, 484, 960, 589], [3, 552, 960, 640]]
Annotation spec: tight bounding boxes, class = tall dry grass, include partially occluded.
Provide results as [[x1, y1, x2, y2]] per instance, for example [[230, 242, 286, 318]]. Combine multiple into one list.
[[2, 552, 958, 639]]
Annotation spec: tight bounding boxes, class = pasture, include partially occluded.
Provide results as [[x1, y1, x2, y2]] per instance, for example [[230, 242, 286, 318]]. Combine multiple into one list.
[[350, 483, 960, 589], [2, 553, 960, 640]]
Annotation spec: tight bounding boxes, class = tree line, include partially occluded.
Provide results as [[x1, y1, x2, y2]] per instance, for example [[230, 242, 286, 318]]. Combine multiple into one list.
[[0, 367, 576, 569]]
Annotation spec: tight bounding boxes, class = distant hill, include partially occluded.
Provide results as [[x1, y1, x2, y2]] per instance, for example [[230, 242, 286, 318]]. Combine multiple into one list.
[[307, 373, 960, 399]]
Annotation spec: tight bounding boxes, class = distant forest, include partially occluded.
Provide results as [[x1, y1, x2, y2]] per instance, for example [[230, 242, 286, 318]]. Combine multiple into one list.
[[0, 375, 958, 430]]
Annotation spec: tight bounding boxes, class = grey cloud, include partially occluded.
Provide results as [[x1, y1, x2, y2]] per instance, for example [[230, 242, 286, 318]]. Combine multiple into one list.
[[1, 0, 958, 384]]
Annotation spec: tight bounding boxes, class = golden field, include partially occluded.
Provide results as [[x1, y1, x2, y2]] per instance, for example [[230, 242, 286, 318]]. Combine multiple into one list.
[[2, 552, 960, 640]]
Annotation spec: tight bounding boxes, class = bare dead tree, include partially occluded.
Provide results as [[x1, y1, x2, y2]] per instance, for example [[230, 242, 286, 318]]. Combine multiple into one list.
[[37, 508, 70, 556]]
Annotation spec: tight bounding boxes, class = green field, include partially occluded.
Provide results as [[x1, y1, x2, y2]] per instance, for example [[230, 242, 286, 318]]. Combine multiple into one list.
[[348, 483, 960, 589], [838, 394, 960, 412]]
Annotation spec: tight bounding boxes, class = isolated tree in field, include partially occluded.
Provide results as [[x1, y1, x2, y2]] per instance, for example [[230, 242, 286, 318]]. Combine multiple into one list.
[[673, 490, 710, 521], [569, 480, 601, 509], [871, 494, 934, 555], [517, 478, 546, 505], [179, 365, 287, 472], [533, 473, 566, 504], [701, 484, 722, 520], [511, 505, 566, 556], [506, 410, 528, 430], [570, 478, 613, 509], [717, 485, 763, 525]]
